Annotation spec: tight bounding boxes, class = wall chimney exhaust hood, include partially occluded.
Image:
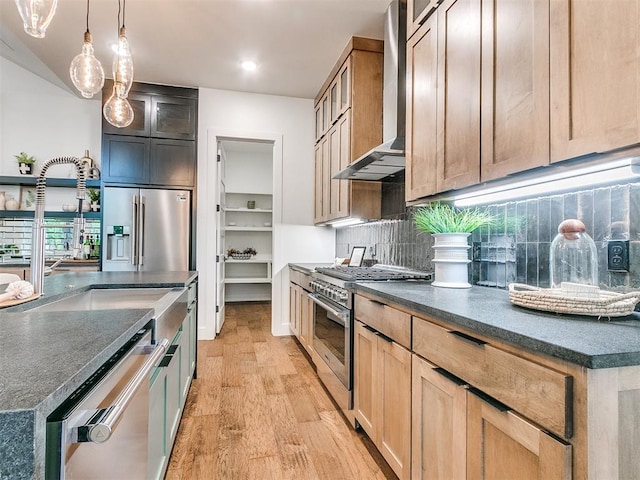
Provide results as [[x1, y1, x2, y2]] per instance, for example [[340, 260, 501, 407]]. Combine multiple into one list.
[[334, 0, 407, 182]]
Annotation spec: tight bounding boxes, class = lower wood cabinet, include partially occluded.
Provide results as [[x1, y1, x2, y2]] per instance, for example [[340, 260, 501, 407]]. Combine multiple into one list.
[[289, 282, 301, 337], [354, 320, 411, 480], [412, 355, 467, 480], [466, 389, 572, 480], [411, 353, 572, 480], [289, 282, 314, 354]]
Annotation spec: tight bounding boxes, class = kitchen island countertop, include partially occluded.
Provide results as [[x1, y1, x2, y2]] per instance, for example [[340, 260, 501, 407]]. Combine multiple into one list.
[[351, 281, 640, 369], [0, 270, 197, 480]]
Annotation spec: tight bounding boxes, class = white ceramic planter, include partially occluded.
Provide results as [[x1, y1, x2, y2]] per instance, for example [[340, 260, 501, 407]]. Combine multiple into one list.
[[431, 233, 471, 288]]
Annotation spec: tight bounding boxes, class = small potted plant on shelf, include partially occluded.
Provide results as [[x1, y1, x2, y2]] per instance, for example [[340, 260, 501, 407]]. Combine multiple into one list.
[[413, 202, 494, 289], [14, 152, 36, 175], [87, 188, 100, 212]]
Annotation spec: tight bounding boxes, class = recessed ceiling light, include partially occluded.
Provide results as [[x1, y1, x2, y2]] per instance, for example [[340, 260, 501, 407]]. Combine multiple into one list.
[[241, 60, 258, 72]]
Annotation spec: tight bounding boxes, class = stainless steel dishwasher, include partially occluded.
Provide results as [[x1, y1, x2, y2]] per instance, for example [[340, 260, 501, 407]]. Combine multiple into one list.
[[45, 326, 168, 480]]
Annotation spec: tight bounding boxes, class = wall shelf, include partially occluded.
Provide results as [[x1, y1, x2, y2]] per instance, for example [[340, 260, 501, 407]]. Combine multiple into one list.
[[0, 176, 100, 188], [225, 226, 272, 232], [0, 211, 101, 219], [224, 278, 272, 284], [223, 207, 273, 213], [221, 169, 273, 303]]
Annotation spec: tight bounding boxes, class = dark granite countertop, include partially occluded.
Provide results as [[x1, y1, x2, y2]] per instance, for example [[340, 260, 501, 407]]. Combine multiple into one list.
[[0, 270, 197, 480], [352, 281, 640, 369]]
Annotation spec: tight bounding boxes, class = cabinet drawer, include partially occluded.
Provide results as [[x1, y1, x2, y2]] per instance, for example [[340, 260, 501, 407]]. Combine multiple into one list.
[[289, 269, 311, 291], [413, 316, 572, 438], [355, 295, 411, 349]]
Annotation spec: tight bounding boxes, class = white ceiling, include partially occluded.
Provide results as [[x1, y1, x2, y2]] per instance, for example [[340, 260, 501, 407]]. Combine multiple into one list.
[[0, 0, 391, 99]]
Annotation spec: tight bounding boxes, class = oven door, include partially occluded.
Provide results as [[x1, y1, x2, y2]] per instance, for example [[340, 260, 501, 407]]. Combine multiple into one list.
[[309, 293, 352, 389]]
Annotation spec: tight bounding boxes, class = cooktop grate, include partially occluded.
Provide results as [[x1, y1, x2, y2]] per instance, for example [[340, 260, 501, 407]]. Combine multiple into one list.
[[315, 266, 433, 282]]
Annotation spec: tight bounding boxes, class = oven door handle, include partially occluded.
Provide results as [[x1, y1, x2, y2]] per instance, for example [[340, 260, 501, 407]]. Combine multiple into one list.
[[308, 293, 350, 325], [76, 337, 169, 444]]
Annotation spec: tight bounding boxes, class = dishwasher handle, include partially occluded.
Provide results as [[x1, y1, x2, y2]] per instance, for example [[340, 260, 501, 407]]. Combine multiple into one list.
[[82, 338, 169, 444]]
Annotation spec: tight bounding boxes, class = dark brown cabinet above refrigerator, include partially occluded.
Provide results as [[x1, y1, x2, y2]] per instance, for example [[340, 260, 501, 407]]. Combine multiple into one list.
[[101, 81, 198, 187]]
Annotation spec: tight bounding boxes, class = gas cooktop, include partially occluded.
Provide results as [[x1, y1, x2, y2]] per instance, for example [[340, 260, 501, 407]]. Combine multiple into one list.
[[315, 265, 433, 282]]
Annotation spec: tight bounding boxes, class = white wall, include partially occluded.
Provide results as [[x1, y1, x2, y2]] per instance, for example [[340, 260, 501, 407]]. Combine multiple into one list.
[[197, 88, 335, 339], [0, 57, 102, 176]]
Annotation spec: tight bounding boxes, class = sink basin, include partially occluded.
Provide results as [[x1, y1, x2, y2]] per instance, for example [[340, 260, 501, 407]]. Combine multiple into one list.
[[28, 288, 175, 312]]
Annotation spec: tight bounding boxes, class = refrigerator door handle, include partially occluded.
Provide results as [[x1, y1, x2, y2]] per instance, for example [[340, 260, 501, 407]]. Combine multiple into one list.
[[139, 196, 146, 267], [131, 196, 138, 266]]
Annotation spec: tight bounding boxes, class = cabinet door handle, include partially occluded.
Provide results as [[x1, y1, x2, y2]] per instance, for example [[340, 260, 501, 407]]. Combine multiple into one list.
[[433, 367, 467, 387], [449, 330, 486, 347], [361, 324, 393, 343], [369, 299, 385, 307], [375, 331, 394, 344], [362, 324, 378, 334], [468, 387, 511, 412]]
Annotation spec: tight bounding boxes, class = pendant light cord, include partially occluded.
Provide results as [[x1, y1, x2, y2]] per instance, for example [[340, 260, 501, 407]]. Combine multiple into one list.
[[117, 0, 122, 32], [85, 0, 90, 34]]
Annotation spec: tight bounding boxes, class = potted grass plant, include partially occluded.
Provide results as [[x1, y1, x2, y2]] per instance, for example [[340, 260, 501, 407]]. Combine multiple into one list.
[[87, 188, 100, 212], [14, 152, 36, 175], [413, 203, 494, 288]]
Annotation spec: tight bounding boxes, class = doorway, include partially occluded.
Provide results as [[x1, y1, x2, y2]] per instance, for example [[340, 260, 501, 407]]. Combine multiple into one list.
[[215, 138, 274, 334]]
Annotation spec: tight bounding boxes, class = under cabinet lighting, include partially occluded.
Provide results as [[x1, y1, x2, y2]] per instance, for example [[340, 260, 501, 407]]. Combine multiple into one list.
[[453, 157, 640, 207], [329, 217, 365, 228]]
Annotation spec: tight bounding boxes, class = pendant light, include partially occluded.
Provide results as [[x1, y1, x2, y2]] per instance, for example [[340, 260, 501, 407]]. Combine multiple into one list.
[[112, 0, 134, 98], [14, 0, 58, 38], [69, 0, 105, 98], [103, 78, 134, 128], [103, 0, 134, 128]]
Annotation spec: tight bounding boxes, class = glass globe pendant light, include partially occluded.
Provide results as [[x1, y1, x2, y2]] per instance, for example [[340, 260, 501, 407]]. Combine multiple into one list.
[[14, 0, 58, 38], [69, 0, 104, 98], [113, 26, 134, 97], [103, 79, 133, 128], [103, 0, 134, 128]]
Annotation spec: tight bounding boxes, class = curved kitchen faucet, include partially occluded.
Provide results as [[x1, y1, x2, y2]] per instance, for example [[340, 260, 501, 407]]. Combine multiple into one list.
[[30, 157, 87, 295]]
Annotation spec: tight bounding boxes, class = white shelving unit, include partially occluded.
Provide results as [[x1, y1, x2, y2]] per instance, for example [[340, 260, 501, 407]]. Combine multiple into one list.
[[219, 142, 274, 303]]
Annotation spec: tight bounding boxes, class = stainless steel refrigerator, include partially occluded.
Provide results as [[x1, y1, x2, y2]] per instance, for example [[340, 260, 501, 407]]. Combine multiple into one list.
[[102, 187, 191, 271]]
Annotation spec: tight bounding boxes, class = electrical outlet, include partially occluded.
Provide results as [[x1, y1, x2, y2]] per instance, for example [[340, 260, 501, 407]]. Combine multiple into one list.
[[607, 240, 630, 272]]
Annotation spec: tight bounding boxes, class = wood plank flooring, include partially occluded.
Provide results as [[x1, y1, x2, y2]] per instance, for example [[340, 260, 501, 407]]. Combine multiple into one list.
[[165, 302, 397, 480]]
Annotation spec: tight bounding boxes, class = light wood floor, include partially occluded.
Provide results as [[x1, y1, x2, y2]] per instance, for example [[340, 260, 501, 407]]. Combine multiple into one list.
[[165, 302, 397, 480]]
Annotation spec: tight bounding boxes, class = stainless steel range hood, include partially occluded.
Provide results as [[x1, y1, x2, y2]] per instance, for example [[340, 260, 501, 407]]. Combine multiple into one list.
[[334, 0, 406, 181]]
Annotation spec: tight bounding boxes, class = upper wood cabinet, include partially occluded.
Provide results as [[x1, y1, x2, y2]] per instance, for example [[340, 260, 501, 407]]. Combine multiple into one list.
[[406, 0, 640, 202], [480, 0, 550, 181], [550, 0, 640, 162], [313, 136, 330, 223], [406, 0, 481, 202], [406, 12, 438, 200], [407, 0, 440, 40], [313, 37, 383, 224]]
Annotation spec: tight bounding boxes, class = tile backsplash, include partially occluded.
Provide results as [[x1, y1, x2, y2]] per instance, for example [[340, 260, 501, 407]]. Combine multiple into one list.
[[336, 181, 640, 291], [0, 217, 100, 260]]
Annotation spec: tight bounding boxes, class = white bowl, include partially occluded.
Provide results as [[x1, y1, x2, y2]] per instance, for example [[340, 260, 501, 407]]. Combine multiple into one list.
[[263, 222, 272, 227], [228, 222, 237, 226], [62, 204, 76, 212]]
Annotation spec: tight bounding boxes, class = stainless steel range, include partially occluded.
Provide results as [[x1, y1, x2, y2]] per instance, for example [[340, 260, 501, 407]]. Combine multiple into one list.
[[308, 265, 432, 422]]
